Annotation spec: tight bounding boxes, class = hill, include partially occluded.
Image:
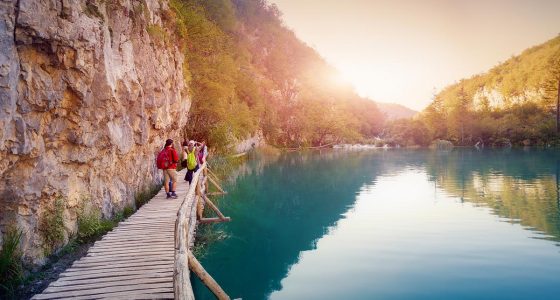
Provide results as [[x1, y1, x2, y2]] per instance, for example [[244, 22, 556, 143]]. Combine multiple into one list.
[[376, 102, 417, 120], [386, 35, 560, 147], [170, 0, 386, 149]]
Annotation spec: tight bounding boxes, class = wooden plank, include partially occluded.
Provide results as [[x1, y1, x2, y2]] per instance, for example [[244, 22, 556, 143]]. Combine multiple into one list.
[[106, 230, 173, 234], [79, 252, 174, 261], [52, 272, 173, 287], [100, 234, 174, 241], [60, 271, 171, 281], [89, 243, 173, 250], [77, 254, 174, 264], [87, 243, 174, 251], [31, 284, 174, 299], [100, 293, 174, 300], [88, 247, 171, 255], [88, 244, 174, 252], [109, 223, 174, 228], [95, 237, 173, 244], [61, 266, 172, 278], [110, 224, 176, 230], [94, 238, 173, 247], [81, 289, 174, 300], [101, 233, 174, 238], [70, 259, 174, 270], [110, 222, 177, 227], [44, 276, 172, 293], [72, 257, 174, 268], [87, 245, 173, 253]]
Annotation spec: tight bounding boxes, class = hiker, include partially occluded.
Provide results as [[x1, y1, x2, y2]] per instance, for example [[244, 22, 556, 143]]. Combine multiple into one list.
[[181, 141, 189, 168], [198, 140, 208, 164], [184, 140, 200, 184], [157, 139, 179, 199]]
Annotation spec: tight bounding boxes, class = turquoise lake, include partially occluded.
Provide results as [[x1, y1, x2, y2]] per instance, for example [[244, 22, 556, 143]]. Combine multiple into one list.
[[192, 149, 560, 300]]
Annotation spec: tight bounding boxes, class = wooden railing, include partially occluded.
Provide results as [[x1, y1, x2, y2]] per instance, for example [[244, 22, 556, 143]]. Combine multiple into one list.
[[174, 162, 231, 300]]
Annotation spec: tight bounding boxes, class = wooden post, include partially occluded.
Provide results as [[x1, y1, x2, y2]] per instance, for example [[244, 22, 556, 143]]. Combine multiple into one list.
[[207, 191, 228, 196], [207, 167, 219, 179], [188, 252, 230, 300], [200, 217, 231, 224], [196, 182, 204, 220], [208, 175, 226, 194], [208, 171, 222, 184], [204, 169, 209, 191], [556, 78, 560, 134], [203, 195, 229, 220]]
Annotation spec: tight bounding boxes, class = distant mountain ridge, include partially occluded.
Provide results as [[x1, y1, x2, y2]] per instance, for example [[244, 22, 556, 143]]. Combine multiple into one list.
[[376, 102, 417, 120]]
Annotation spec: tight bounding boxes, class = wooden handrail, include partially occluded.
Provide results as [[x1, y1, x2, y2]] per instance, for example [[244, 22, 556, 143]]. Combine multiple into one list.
[[174, 162, 231, 300], [174, 162, 206, 300]]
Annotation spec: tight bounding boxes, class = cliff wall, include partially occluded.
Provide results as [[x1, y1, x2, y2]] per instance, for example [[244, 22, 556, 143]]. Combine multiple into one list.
[[0, 0, 189, 262]]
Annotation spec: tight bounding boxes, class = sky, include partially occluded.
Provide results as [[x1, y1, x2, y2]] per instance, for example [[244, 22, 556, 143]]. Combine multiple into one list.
[[269, 0, 560, 110]]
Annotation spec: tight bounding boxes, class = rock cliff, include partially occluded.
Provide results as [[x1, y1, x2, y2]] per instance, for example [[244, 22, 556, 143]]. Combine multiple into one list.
[[0, 0, 190, 263]]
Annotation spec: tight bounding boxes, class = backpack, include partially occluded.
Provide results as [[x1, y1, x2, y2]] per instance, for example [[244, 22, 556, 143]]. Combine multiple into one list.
[[186, 148, 198, 170], [156, 148, 171, 169]]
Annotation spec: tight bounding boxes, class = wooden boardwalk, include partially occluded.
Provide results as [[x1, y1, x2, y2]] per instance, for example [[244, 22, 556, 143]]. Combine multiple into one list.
[[32, 169, 192, 300]]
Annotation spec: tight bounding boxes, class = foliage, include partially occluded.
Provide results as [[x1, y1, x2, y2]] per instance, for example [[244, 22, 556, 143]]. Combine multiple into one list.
[[40, 197, 66, 254], [385, 118, 430, 147], [430, 139, 454, 150], [77, 205, 115, 244], [191, 223, 228, 258], [123, 205, 135, 219], [146, 24, 170, 46], [135, 183, 162, 208], [84, 1, 104, 21], [166, 0, 385, 152], [0, 227, 24, 297]]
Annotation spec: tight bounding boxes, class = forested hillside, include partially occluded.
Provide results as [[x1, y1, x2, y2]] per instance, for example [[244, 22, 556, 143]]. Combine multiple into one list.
[[376, 102, 417, 120], [407, 36, 560, 147], [166, 0, 385, 149]]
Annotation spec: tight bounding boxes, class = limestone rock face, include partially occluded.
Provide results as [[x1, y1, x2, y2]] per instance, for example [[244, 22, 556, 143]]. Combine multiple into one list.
[[0, 0, 190, 263]]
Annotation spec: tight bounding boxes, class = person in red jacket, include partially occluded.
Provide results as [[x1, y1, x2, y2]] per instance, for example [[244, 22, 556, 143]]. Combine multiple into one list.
[[163, 139, 179, 199]]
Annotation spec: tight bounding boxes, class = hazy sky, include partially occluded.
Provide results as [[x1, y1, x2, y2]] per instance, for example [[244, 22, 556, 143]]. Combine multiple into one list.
[[270, 0, 560, 110]]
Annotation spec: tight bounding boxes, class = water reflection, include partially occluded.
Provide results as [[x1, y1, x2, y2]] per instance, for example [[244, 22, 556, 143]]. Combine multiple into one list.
[[424, 149, 560, 242], [194, 151, 390, 299], [194, 149, 560, 300]]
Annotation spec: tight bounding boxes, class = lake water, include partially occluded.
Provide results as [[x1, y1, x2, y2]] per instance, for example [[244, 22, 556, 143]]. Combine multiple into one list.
[[192, 149, 560, 300]]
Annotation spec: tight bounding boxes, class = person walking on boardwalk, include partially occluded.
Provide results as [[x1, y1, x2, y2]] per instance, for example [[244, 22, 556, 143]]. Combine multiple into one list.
[[184, 140, 200, 184], [181, 140, 189, 168], [157, 139, 179, 199], [198, 140, 208, 164]]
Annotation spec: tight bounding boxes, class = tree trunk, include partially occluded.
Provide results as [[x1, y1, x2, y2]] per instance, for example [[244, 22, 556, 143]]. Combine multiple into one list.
[[557, 78, 560, 134]]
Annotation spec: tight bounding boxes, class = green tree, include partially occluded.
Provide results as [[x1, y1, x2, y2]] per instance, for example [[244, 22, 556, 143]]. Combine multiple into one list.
[[543, 49, 560, 133], [447, 85, 472, 145]]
